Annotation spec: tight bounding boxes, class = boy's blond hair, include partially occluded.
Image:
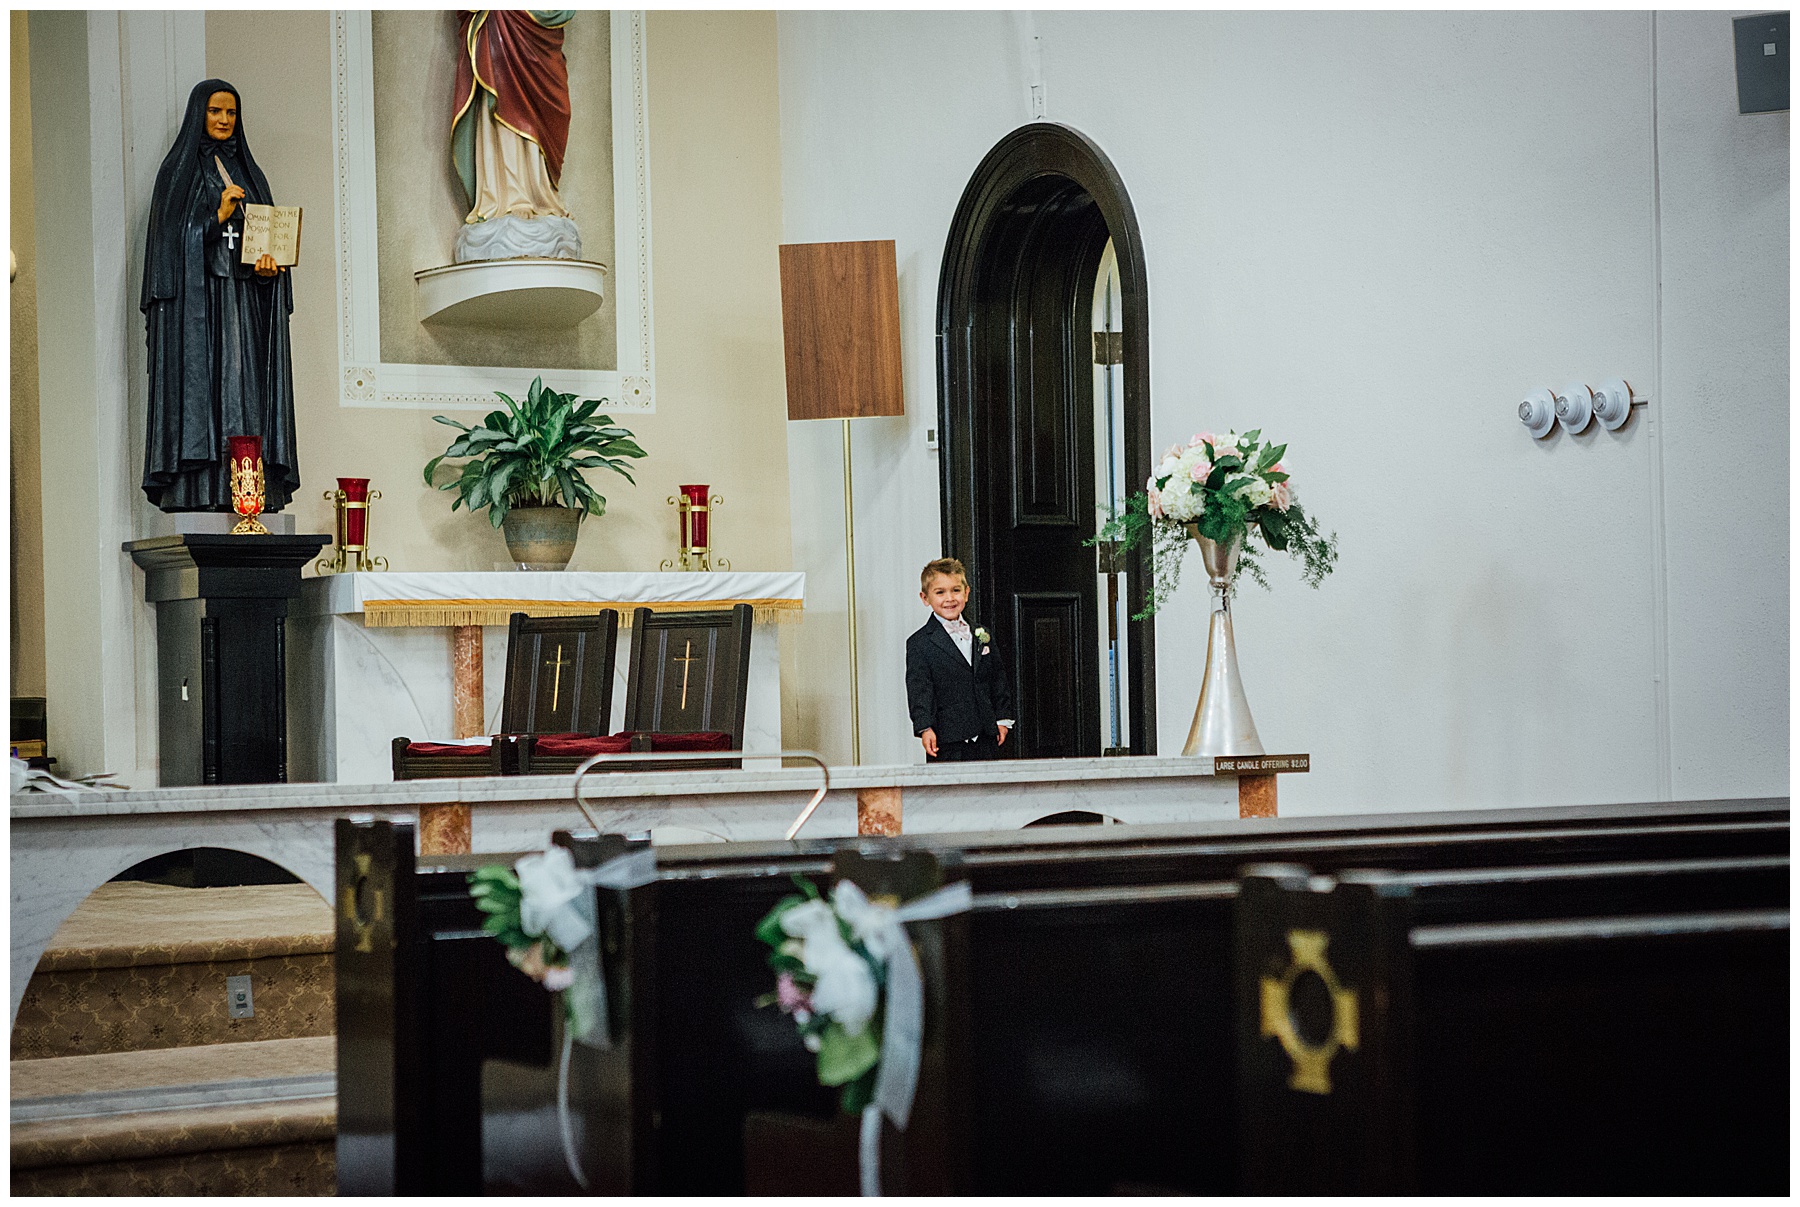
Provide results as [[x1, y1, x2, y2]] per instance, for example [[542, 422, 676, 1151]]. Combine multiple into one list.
[[919, 557, 968, 592]]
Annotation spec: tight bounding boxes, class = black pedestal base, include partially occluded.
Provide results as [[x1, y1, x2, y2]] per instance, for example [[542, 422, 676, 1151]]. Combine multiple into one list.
[[125, 532, 330, 787]]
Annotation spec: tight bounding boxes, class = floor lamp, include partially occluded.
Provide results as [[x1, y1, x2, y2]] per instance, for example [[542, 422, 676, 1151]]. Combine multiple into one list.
[[778, 240, 905, 765]]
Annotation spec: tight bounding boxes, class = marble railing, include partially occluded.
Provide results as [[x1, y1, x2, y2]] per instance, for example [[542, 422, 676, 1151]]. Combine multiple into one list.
[[11, 756, 1240, 1026]]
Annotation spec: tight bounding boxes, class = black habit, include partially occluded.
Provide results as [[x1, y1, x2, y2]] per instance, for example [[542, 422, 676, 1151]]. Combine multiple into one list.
[[141, 79, 299, 512], [905, 615, 1015, 754]]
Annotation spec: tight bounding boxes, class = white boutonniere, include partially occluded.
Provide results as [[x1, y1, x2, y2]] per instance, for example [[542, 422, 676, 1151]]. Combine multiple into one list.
[[974, 626, 990, 646]]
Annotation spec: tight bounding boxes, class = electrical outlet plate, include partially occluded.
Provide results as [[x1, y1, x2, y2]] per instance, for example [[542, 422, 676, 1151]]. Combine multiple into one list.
[[226, 974, 254, 1019]]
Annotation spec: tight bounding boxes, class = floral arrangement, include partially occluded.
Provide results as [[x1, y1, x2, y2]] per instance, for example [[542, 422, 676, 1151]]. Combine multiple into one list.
[[755, 875, 886, 1113], [1095, 428, 1337, 615], [468, 863, 575, 985]]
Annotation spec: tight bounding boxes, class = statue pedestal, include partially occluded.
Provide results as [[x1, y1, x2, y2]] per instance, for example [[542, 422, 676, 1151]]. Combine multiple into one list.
[[124, 533, 330, 786]]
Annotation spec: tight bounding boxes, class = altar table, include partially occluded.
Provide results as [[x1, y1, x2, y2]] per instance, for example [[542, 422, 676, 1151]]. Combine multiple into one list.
[[285, 571, 803, 784]]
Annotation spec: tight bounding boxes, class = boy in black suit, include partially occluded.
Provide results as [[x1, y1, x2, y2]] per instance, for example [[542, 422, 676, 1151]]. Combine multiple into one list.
[[906, 558, 1014, 762]]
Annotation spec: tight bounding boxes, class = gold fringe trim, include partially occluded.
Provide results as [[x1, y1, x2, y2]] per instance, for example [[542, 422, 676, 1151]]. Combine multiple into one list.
[[361, 597, 803, 629]]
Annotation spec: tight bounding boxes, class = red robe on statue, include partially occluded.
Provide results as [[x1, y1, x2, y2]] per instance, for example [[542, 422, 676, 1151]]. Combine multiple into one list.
[[452, 10, 573, 199]]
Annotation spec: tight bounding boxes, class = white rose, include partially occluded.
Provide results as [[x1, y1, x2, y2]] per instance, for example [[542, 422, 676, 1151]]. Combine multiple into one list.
[[779, 898, 879, 1036], [514, 846, 595, 953], [1239, 476, 1272, 508], [1156, 454, 1180, 480]]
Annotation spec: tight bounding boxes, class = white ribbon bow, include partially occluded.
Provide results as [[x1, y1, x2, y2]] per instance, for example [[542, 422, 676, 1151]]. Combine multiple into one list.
[[830, 878, 973, 1197], [512, 843, 659, 1189]]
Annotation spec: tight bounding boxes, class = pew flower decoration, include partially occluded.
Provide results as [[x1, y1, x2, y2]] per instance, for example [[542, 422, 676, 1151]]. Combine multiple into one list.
[[755, 876, 885, 1112], [1093, 428, 1338, 616], [469, 863, 575, 983]]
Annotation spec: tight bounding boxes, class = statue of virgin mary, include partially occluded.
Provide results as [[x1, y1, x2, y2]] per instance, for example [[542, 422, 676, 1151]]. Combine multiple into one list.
[[451, 10, 583, 263], [141, 79, 299, 513]]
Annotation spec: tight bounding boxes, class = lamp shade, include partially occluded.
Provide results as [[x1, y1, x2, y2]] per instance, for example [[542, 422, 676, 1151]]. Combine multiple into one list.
[[777, 240, 905, 421]]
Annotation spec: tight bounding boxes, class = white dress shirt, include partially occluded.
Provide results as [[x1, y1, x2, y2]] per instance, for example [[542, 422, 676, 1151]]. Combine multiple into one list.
[[937, 614, 973, 663], [936, 615, 1012, 729]]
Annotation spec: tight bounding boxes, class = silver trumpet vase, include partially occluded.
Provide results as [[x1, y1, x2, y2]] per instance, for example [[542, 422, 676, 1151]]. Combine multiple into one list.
[[1182, 526, 1266, 757]]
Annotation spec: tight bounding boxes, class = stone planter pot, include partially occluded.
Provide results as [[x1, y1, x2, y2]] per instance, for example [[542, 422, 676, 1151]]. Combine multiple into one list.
[[501, 505, 582, 570]]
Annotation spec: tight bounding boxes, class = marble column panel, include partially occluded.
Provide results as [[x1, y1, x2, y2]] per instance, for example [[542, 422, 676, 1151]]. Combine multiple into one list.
[[857, 787, 902, 836], [1238, 774, 1278, 818], [451, 626, 484, 739]]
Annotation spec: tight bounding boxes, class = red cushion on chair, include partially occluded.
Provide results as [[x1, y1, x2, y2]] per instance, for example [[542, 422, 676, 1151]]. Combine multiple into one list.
[[638, 731, 733, 753], [530, 733, 635, 758], [404, 740, 496, 757]]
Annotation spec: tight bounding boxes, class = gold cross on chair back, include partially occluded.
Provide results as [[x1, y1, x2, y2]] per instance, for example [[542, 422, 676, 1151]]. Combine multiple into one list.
[[498, 611, 621, 738], [622, 604, 754, 747]]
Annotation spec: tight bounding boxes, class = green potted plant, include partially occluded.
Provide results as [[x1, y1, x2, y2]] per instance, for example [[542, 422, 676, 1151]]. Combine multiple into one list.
[[423, 376, 648, 570]]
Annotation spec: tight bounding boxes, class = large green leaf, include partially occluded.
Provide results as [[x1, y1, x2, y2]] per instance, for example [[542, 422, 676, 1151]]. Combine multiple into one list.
[[815, 1021, 881, 1086]]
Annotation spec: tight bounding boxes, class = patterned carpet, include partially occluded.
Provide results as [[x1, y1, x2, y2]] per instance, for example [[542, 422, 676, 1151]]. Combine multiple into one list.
[[14, 882, 334, 1059], [11, 882, 340, 1194]]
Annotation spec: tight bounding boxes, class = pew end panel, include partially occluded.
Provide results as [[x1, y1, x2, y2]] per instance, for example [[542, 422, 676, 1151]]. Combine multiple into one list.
[[1234, 860, 1790, 1196]]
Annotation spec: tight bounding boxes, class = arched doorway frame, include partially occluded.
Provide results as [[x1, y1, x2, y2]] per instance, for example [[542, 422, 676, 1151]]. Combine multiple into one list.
[[935, 122, 1157, 755]]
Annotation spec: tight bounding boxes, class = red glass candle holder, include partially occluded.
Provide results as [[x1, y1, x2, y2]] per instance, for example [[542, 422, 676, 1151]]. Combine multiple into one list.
[[660, 484, 727, 572], [316, 477, 388, 573], [227, 435, 269, 534]]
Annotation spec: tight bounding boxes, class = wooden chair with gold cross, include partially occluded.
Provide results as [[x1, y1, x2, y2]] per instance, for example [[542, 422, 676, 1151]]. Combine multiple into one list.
[[392, 610, 621, 780], [517, 603, 752, 775]]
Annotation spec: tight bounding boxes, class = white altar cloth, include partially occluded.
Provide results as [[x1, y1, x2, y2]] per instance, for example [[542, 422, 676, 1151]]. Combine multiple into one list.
[[307, 569, 805, 627], [286, 571, 802, 783]]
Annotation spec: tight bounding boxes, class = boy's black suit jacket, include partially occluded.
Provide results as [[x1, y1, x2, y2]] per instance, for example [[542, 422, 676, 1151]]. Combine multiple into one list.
[[905, 616, 1015, 743]]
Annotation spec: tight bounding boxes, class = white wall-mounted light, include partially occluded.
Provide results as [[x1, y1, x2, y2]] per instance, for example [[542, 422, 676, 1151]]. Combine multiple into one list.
[[1592, 378, 1637, 430], [1555, 381, 1594, 434], [1519, 388, 1557, 438]]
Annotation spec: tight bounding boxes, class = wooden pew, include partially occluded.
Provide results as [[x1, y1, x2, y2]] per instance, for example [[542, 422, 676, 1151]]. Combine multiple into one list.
[[1234, 861, 1789, 1196], [333, 799, 1786, 1195]]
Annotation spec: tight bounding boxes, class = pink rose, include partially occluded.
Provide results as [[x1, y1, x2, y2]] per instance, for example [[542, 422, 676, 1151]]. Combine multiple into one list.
[[542, 965, 575, 992], [1188, 460, 1212, 483], [1272, 478, 1291, 511], [1194, 431, 1220, 453], [1147, 490, 1164, 519], [776, 971, 813, 1014]]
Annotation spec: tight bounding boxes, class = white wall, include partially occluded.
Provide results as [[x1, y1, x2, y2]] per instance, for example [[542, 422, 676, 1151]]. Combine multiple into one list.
[[777, 11, 1788, 810]]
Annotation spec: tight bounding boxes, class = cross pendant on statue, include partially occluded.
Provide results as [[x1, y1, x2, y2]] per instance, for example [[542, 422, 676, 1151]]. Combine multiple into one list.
[[544, 643, 572, 712], [222, 226, 239, 252], [672, 639, 700, 710]]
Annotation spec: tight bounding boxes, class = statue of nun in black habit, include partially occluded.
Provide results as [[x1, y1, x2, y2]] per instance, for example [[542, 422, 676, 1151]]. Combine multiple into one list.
[[141, 79, 299, 512]]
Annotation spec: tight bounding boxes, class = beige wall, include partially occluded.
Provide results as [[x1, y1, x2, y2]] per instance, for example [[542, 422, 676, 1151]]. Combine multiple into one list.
[[205, 10, 793, 584], [11, 11, 46, 697]]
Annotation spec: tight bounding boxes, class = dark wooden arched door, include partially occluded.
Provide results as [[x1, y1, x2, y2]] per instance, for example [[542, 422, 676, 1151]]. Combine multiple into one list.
[[936, 123, 1156, 758]]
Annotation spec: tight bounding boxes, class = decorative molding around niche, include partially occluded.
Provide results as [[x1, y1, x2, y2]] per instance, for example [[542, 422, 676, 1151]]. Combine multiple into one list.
[[330, 10, 655, 411]]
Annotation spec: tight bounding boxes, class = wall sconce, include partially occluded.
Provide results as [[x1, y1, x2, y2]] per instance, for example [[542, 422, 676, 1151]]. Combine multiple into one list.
[[1522, 379, 1646, 439], [1592, 378, 1637, 430], [1519, 388, 1557, 438], [1555, 381, 1593, 435]]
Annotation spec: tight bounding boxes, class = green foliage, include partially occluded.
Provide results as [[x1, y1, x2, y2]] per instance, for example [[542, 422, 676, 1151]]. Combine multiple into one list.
[[423, 376, 648, 527], [752, 874, 888, 1117], [467, 863, 570, 965], [816, 1021, 881, 1086]]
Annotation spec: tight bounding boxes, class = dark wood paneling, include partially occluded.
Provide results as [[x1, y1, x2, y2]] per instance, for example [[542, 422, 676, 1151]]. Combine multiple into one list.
[[778, 240, 905, 421], [500, 611, 619, 736], [622, 605, 752, 746], [1013, 592, 1089, 758]]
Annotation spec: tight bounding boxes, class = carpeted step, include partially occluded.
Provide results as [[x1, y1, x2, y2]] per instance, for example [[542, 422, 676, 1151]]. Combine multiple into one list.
[[11, 1035, 336, 1195], [13, 881, 335, 1060]]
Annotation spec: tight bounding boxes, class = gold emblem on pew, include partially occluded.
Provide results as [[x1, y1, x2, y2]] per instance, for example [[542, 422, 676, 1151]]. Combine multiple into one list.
[[1259, 929, 1359, 1095], [340, 851, 387, 954]]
